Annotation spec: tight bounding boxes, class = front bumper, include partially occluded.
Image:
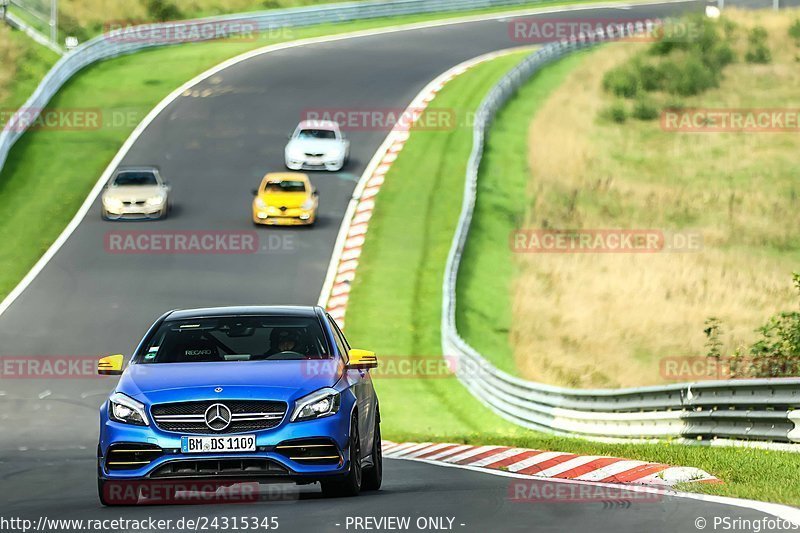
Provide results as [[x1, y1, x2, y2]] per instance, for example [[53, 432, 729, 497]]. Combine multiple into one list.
[[104, 205, 165, 220], [98, 405, 351, 482], [252, 209, 315, 226], [285, 156, 344, 172]]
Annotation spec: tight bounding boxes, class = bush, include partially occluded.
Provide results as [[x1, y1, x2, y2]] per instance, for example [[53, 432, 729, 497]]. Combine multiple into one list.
[[790, 19, 800, 44], [636, 62, 665, 92], [144, 0, 183, 21], [601, 101, 628, 123], [745, 26, 771, 64], [631, 98, 659, 120], [706, 274, 800, 378], [746, 43, 771, 64], [602, 66, 640, 98], [664, 56, 719, 96]]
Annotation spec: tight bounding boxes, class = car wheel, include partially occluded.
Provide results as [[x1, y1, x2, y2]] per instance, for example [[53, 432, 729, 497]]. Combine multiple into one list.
[[361, 415, 382, 491], [321, 416, 361, 497]]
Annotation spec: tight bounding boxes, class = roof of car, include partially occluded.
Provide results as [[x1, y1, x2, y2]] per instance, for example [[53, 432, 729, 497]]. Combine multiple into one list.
[[297, 120, 340, 130], [166, 306, 322, 320], [262, 172, 310, 183]]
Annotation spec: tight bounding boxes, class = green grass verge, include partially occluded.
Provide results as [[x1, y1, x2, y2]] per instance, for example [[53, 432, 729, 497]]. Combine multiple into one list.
[[0, 25, 60, 110], [0, 0, 623, 303], [345, 50, 533, 440], [456, 51, 588, 374], [343, 48, 800, 505]]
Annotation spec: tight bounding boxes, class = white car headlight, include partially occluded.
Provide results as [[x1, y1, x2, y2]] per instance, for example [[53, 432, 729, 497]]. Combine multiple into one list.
[[301, 199, 314, 210], [103, 197, 123, 210], [146, 195, 165, 206], [291, 387, 340, 422], [109, 392, 149, 426], [255, 197, 267, 209]]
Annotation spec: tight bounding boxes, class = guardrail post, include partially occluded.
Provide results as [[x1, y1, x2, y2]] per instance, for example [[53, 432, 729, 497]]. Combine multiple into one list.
[[1, 0, 8, 22]]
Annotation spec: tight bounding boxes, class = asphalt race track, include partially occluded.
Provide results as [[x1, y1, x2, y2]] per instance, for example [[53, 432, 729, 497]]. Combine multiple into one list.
[[1, 2, 795, 530]]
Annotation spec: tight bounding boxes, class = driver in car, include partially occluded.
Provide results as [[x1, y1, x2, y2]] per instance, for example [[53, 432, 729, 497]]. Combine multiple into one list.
[[266, 328, 303, 357]]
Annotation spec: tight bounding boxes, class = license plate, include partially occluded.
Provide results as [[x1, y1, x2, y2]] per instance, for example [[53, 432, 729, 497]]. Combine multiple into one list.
[[181, 435, 256, 454]]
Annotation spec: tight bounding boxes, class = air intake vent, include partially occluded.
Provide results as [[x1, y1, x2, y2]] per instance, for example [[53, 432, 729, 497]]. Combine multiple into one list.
[[275, 439, 341, 465], [106, 443, 163, 470]]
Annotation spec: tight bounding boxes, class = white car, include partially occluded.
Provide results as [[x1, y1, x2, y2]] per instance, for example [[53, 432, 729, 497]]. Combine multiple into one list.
[[285, 120, 350, 172]]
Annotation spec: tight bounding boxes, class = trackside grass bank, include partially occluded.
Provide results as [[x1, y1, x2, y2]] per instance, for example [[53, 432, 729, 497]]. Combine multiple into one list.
[[342, 47, 800, 505], [0, 0, 628, 304]]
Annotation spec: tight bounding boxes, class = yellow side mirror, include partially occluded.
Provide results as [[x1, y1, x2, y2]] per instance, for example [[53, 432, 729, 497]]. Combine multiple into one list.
[[98, 354, 124, 376], [347, 349, 378, 369]]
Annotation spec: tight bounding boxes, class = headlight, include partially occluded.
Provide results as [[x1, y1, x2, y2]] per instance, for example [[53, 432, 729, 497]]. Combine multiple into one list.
[[301, 199, 314, 210], [146, 195, 164, 206], [103, 197, 123, 209], [255, 197, 267, 209], [109, 392, 149, 426], [291, 387, 340, 422]]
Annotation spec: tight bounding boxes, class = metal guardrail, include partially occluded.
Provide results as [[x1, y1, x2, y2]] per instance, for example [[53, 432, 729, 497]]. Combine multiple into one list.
[[440, 22, 800, 446], [0, 0, 555, 172]]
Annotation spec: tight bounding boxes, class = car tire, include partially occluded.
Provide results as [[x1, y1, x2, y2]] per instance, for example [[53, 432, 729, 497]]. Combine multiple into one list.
[[321, 416, 361, 497], [361, 414, 382, 491]]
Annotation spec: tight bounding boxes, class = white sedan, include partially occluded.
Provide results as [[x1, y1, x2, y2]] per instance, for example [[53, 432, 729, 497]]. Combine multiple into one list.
[[285, 120, 350, 172]]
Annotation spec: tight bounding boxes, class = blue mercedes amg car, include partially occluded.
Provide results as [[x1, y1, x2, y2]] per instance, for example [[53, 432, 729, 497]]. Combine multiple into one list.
[[96, 306, 381, 505]]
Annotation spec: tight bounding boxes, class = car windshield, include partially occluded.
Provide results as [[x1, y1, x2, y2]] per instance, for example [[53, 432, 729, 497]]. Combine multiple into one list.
[[135, 316, 331, 363], [113, 171, 158, 187], [297, 129, 336, 140], [265, 181, 306, 193]]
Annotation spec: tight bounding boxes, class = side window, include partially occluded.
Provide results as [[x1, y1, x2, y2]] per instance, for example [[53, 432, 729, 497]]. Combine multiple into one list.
[[326, 315, 348, 361]]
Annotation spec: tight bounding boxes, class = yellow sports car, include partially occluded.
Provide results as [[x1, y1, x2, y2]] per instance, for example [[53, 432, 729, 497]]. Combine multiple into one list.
[[252, 173, 318, 226]]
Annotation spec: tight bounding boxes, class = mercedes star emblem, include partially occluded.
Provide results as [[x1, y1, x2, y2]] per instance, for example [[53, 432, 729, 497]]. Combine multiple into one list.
[[204, 403, 232, 431], [214, 387, 223, 393]]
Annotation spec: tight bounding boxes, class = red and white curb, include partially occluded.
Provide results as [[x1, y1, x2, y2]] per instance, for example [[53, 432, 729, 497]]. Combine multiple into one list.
[[318, 48, 528, 328], [382, 441, 720, 487]]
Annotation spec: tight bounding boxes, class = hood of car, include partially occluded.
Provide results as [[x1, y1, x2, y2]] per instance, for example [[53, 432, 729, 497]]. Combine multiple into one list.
[[259, 191, 310, 209], [117, 360, 340, 404], [287, 138, 343, 155], [103, 185, 164, 201]]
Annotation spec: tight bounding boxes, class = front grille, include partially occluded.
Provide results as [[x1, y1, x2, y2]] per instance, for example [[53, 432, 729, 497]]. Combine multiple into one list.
[[275, 439, 341, 465], [150, 459, 288, 479], [151, 400, 286, 435], [106, 443, 163, 471], [123, 200, 145, 206], [305, 152, 325, 158]]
